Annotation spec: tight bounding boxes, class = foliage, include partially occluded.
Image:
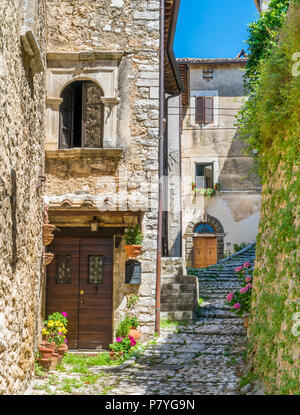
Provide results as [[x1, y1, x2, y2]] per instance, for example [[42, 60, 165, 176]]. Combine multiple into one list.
[[43, 312, 68, 346], [160, 319, 188, 329], [124, 225, 143, 245], [62, 352, 117, 369], [226, 263, 253, 317], [192, 184, 216, 198], [239, 1, 300, 394], [109, 336, 137, 358], [115, 315, 140, 338], [244, 0, 290, 93], [126, 294, 139, 310], [233, 242, 248, 253], [129, 316, 140, 329]]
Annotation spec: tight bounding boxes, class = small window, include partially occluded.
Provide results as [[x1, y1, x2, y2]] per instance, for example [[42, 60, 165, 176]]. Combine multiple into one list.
[[195, 163, 213, 189], [88, 255, 103, 284], [194, 223, 215, 234], [195, 96, 214, 124], [59, 81, 104, 149], [55, 255, 72, 284]]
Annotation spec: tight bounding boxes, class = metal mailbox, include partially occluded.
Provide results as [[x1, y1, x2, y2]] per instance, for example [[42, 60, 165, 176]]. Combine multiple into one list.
[[125, 259, 141, 284]]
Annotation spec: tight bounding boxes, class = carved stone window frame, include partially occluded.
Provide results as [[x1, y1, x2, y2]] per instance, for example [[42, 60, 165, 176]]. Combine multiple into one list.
[[46, 52, 122, 151]]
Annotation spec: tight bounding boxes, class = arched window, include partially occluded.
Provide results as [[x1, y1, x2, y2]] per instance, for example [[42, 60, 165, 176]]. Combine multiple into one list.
[[194, 223, 215, 234], [59, 80, 104, 149]]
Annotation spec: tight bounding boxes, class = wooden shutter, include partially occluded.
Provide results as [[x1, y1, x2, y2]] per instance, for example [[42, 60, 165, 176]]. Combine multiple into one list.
[[59, 87, 74, 148], [205, 97, 214, 124], [82, 82, 103, 148], [195, 97, 205, 124]]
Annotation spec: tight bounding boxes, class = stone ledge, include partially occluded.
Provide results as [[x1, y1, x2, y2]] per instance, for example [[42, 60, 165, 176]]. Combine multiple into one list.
[[47, 50, 124, 62], [45, 148, 123, 159]]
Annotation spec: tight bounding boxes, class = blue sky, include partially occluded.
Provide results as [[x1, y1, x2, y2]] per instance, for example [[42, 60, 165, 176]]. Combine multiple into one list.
[[174, 0, 259, 59]]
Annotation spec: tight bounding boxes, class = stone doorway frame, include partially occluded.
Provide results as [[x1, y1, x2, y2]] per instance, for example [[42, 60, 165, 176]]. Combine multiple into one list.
[[184, 214, 225, 267]]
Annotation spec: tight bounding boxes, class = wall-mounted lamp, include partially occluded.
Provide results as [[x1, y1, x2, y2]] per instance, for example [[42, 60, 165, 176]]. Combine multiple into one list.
[[90, 217, 99, 232]]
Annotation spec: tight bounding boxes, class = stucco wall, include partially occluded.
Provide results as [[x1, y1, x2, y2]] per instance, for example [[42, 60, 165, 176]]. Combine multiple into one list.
[[182, 63, 261, 263], [44, 0, 160, 337], [0, 0, 46, 395]]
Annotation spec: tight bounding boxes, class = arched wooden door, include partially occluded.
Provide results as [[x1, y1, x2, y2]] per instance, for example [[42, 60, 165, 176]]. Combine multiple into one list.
[[193, 236, 217, 268]]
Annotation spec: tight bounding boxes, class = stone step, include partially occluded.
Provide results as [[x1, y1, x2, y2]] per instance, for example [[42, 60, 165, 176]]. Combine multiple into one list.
[[174, 275, 198, 284], [160, 311, 194, 321], [161, 283, 196, 293], [161, 303, 194, 312]]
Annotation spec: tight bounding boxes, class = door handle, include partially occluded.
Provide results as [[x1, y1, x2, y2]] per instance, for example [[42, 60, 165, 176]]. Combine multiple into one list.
[[80, 299, 84, 304]]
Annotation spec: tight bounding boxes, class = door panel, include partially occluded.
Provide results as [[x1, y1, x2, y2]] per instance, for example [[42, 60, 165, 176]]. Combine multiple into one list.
[[193, 237, 217, 268], [46, 237, 80, 349], [46, 236, 113, 349], [78, 238, 113, 349]]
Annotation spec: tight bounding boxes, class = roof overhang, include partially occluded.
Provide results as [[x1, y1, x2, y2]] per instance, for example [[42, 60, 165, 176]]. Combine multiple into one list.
[[164, 0, 183, 95]]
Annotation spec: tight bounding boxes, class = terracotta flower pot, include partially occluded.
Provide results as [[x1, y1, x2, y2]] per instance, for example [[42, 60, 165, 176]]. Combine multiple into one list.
[[45, 342, 58, 353], [38, 345, 54, 359], [43, 234, 54, 246], [129, 328, 141, 341], [42, 223, 55, 236], [37, 357, 51, 371], [49, 352, 59, 370], [57, 343, 68, 358], [244, 316, 249, 329], [44, 252, 54, 266], [109, 351, 124, 361], [124, 245, 142, 258]]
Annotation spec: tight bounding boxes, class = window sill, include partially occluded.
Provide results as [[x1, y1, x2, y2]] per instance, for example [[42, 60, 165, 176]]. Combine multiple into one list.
[[45, 148, 123, 159]]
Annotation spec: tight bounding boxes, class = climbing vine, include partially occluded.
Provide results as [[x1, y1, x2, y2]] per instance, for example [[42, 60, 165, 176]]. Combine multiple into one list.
[[241, 0, 300, 395]]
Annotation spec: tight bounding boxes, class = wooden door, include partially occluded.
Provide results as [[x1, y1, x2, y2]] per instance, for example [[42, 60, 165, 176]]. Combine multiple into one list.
[[78, 238, 113, 349], [193, 237, 217, 268], [46, 236, 113, 349]]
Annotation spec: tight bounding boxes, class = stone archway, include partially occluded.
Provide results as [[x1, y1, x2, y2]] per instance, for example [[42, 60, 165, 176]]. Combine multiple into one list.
[[184, 214, 225, 268]]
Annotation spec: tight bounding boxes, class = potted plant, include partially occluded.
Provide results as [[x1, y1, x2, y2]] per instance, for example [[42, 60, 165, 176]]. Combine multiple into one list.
[[124, 225, 143, 258], [39, 312, 69, 370], [109, 335, 137, 361], [128, 316, 141, 341]]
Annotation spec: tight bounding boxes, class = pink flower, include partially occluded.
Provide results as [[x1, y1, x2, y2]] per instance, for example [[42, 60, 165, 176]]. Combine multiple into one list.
[[233, 303, 241, 309], [227, 293, 234, 302], [240, 287, 248, 294], [245, 276, 252, 282], [116, 337, 122, 342], [235, 266, 243, 273], [58, 332, 62, 336], [246, 283, 252, 289], [244, 262, 251, 268], [64, 338, 68, 344], [61, 312, 68, 317]]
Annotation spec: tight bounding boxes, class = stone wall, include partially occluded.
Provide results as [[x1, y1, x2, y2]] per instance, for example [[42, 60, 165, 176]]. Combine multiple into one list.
[[0, 0, 46, 395], [45, 0, 160, 337]]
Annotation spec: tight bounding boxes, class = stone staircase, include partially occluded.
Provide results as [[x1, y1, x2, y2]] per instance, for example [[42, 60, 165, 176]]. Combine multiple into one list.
[[189, 243, 256, 319], [160, 258, 198, 322], [160, 243, 256, 322]]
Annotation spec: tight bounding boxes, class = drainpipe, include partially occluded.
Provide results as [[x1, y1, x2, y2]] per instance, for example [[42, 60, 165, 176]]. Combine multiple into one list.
[[155, 0, 165, 335]]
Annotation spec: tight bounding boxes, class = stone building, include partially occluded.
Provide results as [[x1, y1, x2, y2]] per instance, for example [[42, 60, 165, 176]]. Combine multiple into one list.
[[43, 0, 181, 350], [0, 0, 46, 394], [177, 57, 262, 268], [254, 0, 271, 13]]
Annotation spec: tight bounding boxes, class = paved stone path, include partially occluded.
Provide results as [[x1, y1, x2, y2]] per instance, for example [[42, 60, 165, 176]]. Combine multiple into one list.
[[25, 245, 257, 395]]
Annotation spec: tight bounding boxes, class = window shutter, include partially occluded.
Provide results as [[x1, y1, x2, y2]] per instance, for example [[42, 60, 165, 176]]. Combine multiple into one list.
[[82, 82, 103, 148], [195, 97, 205, 124], [59, 87, 74, 148], [205, 97, 214, 124]]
